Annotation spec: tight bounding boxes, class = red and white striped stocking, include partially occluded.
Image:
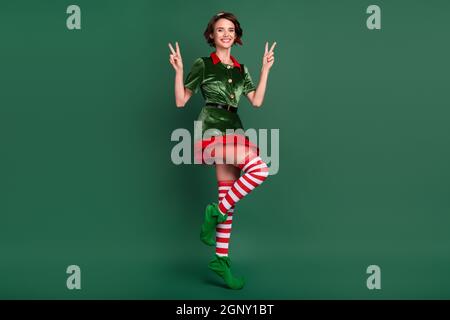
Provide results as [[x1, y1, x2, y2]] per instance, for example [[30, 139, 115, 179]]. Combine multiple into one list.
[[216, 181, 235, 257], [218, 155, 269, 215]]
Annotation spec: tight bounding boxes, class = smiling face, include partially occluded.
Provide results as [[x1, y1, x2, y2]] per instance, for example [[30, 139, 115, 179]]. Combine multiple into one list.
[[210, 18, 236, 49]]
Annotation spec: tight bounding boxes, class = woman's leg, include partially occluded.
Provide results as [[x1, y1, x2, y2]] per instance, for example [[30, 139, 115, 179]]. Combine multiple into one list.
[[215, 163, 241, 182], [204, 146, 268, 290], [216, 145, 270, 215], [215, 164, 240, 257], [201, 144, 269, 243], [207, 163, 244, 290]]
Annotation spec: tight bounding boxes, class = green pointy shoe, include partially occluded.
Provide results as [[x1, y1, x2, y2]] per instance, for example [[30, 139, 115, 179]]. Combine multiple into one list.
[[208, 255, 245, 290], [200, 203, 227, 246]]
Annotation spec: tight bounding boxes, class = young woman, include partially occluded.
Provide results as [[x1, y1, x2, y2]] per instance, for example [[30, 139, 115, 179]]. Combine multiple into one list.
[[168, 12, 276, 290]]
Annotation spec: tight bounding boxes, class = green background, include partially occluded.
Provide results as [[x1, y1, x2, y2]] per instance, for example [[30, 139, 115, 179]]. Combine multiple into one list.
[[1, 0, 449, 299]]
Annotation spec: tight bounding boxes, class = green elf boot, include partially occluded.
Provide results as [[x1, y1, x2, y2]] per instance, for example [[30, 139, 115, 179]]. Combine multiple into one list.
[[208, 255, 245, 290], [200, 203, 227, 246]]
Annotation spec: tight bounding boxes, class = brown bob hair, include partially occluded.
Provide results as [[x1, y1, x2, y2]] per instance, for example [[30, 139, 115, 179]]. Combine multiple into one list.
[[203, 12, 243, 47]]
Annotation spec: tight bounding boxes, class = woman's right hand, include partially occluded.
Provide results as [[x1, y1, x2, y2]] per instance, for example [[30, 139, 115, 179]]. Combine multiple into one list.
[[168, 42, 183, 73]]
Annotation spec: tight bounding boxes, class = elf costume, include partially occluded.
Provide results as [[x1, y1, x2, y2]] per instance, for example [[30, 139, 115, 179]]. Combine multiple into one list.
[[184, 52, 269, 290]]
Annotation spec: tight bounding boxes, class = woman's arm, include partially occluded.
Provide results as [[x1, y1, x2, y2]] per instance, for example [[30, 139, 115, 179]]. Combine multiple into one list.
[[174, 70, 192, 108], [247, 42, 276, 108], [169, 42, 192, 108], [246, 68, 269, 108]]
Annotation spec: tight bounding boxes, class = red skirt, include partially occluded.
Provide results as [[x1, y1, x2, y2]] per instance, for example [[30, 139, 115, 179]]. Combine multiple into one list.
[[194, 133, 260, 165]]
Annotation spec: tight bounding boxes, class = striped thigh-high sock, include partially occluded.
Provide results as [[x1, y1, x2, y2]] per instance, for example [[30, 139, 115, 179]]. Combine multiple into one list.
[[216, 181, 235, 257], [218, 156, 269, 215]]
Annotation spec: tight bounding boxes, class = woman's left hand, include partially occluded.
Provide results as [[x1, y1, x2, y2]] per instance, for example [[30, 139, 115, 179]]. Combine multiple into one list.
[[262, 41, 276, 71]]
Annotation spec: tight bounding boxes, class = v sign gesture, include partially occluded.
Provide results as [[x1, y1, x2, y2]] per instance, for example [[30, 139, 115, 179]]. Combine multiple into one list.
[[262, 41, 277, 72], [168, 41, 183, 73], [246, 41, 277, 107], [168, 41, 192, 107]]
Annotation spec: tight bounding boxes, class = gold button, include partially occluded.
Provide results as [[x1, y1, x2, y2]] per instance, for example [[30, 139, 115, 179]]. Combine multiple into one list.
[[228, 79, 233, 83], [230, 94, 235, 99]]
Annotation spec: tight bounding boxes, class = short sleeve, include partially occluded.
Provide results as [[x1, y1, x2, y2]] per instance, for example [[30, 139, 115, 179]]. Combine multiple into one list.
[[243, 65, 256, 95], [184, 58, 205, 94]]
